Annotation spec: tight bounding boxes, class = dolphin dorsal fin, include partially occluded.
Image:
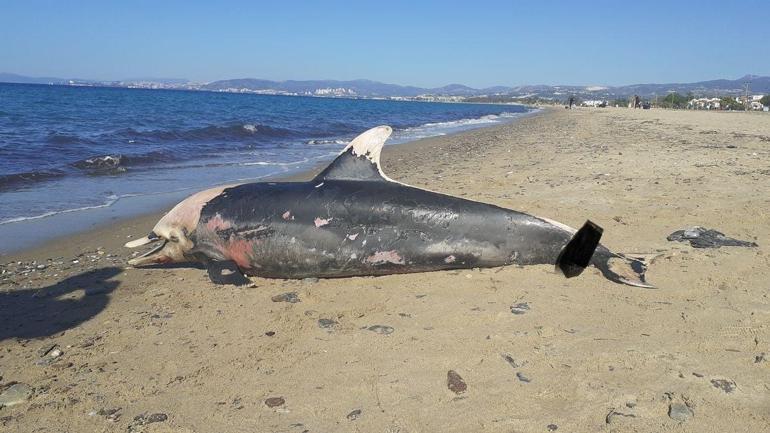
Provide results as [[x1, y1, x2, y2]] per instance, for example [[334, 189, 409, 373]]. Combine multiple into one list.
[[313, 125, 392, 182]]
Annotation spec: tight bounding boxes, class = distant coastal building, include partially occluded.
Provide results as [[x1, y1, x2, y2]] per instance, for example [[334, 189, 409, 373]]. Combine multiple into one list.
[[688, 97, 721, 110], [580, 100, 607, 107]]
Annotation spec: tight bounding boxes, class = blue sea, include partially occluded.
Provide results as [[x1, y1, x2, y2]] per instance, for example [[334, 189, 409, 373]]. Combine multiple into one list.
[[0, 83, 532, 252]]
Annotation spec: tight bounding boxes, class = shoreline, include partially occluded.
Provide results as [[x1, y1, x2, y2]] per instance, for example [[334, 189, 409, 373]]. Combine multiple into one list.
[[0, 110, 541, 262], [2, 106, 769, 432], [0, 109, 538, 257]]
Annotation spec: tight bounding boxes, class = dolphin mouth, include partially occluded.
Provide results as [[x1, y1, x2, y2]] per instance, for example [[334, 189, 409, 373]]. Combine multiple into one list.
[[125, 231, 160, 248], [128, 240, 168, 266]]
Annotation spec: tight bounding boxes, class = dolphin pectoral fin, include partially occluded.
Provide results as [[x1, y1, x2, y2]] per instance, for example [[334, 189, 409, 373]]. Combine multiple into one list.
[[556, 220, 603, 278], [205, 260, 250, 286]]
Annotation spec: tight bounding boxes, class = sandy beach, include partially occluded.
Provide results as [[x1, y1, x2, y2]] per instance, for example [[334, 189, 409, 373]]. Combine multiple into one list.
[[1, 107, 769, 432]]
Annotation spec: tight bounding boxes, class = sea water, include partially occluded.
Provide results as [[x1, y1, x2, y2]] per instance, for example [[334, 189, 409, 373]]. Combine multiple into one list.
[[0, 83, 532, 252]]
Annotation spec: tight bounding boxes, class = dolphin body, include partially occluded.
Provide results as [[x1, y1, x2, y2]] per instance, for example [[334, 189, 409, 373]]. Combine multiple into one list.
[[126, 126, 653, 288]]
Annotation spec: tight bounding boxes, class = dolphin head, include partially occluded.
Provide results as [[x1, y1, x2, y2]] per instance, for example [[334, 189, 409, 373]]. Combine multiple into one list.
[[125, 184, 238, 266], [125, 210, 196, 266]]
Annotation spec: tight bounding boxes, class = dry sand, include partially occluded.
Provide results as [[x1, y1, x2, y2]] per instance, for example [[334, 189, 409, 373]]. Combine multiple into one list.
[[1, 107, 769, 432]]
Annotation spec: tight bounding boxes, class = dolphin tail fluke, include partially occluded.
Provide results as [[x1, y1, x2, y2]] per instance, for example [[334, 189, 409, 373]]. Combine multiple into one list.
[[594, 251, 657, 288], [556, 220, 603, 278]]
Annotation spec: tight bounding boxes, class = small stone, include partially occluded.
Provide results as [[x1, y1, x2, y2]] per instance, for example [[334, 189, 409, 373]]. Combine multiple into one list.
[[668, 403, 693, 422], [347, 409, 362, 420], [510, 302, 530, 315], [502, 353, 521, 368], [710, 378, 736, 393], [265, 397, 285, 408], [318, 318, 337, 329], [606, 409, 636, 424], [447, 370, 467, 394], [265, 331, 276, 337], [144, 413, 168, 423], [271, 292, 300, 303], [516, 372, 531, 383], [130, 412, 167, 430], [367, 325, 394, 335], [303, 277, 319, 284], [547, 424, 558, 431], [0, 383, 33, 408], [36, 264, 46, 270], [97, 407, 121, 422], [755, 353, 766, 363], [37, 344, 58, 357]]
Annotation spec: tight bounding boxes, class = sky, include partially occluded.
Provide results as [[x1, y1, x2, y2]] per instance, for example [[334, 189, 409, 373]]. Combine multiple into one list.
[[1, 0, 768, 88]]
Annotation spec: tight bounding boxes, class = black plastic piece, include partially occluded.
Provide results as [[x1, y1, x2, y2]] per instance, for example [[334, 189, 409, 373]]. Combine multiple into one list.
[[556, 220, 603, 278]]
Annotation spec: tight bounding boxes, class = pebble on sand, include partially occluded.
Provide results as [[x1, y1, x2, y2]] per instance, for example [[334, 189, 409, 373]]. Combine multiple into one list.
[[510, 302, 530, 315], [516, 372, 531, 383], [129, 412, 168, 430], [447, 370, 467, 394], [271, 292, 300, 303], [668, 402, 694, 422], [710, 378, 736, 393], [347, 409, 362, 420], [367, 325, 394, 335], [265, 397, 285, 408], [0, 383, 33, 408], [501, 353, 521, 369], [318, 318, 338, 329], [606, 409, 636, 424]]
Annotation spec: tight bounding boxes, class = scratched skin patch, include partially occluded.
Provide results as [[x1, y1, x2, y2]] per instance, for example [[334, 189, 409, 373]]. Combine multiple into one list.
[[365, 250, 404, 265]]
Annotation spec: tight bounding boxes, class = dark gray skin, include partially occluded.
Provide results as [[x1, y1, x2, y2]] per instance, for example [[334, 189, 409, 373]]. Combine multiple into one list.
[[127, 126, 652, 287]]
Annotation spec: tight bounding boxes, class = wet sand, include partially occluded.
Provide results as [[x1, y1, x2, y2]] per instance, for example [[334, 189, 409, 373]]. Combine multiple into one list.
[[1, 107, 769, 432]]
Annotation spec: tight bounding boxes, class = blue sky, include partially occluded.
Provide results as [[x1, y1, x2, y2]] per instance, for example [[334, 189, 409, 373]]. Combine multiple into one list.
[[1, 0, 768, 88]]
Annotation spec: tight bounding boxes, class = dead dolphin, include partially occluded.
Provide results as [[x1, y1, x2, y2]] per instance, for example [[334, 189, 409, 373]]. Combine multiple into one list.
[[126, 126, 653, 287]]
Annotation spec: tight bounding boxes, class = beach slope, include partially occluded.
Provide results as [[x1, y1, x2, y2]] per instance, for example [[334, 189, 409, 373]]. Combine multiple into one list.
[[1, 107, 769, 432]]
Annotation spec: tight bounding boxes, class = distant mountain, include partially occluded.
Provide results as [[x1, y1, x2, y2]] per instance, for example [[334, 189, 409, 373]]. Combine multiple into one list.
[[119, 77, 190, 85], [202, 78, 431, 97], [611, 75, 770, 97], [1, 72, 768, 99], [0, 72, 69, 85]]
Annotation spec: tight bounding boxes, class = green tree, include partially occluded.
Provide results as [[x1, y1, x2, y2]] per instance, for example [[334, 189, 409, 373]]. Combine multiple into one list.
[[661, 92, 689, 109], [719, 96, 744, 111], [761, 94, 770, 107]]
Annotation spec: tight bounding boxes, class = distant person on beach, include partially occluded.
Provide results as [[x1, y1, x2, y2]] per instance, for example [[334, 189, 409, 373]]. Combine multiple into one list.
[[634, 95, 641, 109], [568, 96, 575, 109]]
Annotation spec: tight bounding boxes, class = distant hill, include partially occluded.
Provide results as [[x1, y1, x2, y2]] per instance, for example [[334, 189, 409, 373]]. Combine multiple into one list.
[[1, 72, 768, 99], [0, 72, 69, 85], [203, 78, 436, 97], [610, 75, 770, 97], [201, 75, 770, 98]]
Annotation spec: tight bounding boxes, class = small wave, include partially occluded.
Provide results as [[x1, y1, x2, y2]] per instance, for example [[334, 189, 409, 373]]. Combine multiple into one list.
[[306, 139, 349, 145], [111, 123, 299, 143], [241, 158, 310, 167], [46, 132, 90, 145], [0, 170, 67, 192], [71, 154, 126, 174], [0, 194, 121, 225]]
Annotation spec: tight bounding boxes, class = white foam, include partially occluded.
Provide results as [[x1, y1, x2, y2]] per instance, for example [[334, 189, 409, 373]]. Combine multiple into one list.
[[241, 158, 309, 167], [391, 110, 530, 143], [0, 195, 122, 225]]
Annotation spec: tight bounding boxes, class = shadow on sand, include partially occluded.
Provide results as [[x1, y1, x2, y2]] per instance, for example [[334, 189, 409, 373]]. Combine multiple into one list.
[[0, 267, 122, 341]]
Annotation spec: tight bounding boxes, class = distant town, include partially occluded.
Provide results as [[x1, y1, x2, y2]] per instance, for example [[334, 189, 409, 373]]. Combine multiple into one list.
[[1, 72, 769, 111]]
